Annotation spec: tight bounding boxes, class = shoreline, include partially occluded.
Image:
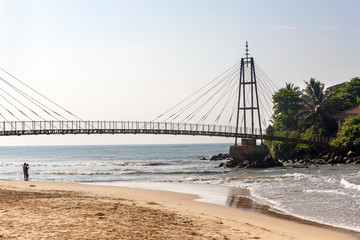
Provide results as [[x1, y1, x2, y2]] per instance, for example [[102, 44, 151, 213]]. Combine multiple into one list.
[[91, 180, 360, 238], [0, 179, 357, 240]]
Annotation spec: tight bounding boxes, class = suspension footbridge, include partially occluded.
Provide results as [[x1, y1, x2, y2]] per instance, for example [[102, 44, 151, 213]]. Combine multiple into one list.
[[0, 120, 329, 145], [0, 44, 329, 146]]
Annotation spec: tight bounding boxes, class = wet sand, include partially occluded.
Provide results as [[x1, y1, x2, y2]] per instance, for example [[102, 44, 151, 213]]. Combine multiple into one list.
[[0, 180, 357, 240]]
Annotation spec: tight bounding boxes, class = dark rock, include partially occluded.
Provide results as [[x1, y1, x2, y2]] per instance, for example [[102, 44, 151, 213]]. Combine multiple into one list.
[[210, 153, 230, 161], [239, 160, 250, 168], [200, 156, 207, 160], [346, 158, 354, 164], [254, 160, 271, 168], [217, 159, 238, 168], [253, 155, 283, 168], [223, 153, 231, 159], [322, 149, 330, 155], [313, 158, 326, 164], [347, 151, 357, 158], [327, 158, 338, 165], [225, 161, 237, 168]]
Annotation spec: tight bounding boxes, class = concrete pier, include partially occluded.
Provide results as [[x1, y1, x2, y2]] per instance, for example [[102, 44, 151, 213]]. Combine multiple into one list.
[[229, 139, 269, 162]]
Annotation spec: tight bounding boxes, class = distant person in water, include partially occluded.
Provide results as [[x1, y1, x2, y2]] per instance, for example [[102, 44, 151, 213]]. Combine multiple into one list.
[[23, 163, 29, 181]]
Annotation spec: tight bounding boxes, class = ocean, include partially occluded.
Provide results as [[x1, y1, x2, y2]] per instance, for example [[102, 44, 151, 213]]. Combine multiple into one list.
[[0, 144, 359, 233]]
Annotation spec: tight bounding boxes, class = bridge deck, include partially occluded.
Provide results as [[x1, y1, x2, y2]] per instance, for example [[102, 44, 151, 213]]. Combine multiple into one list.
[[0, 121, 330, 146]]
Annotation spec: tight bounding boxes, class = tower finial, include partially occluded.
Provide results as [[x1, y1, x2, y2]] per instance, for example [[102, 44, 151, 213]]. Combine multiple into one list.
[[245, 41, 250, 66]]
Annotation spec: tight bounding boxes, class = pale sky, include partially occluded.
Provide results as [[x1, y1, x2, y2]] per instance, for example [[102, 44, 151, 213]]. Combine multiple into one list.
[[0, 0, 359, 146]]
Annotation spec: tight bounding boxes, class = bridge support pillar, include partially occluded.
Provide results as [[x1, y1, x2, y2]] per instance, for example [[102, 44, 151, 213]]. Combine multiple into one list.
[[229, 139, 268, 163]]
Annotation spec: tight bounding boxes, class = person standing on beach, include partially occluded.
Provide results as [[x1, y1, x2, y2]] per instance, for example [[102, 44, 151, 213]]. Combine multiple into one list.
[[23, 163, 29, 181]]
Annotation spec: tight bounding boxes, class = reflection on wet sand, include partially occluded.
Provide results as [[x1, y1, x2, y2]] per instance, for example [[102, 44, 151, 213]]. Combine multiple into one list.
[[225, 187, 360, 239], [226, 188, 270, 214]]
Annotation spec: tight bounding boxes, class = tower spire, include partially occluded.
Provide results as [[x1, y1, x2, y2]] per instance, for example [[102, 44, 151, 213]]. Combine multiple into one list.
[[245, 41, 250, 66]]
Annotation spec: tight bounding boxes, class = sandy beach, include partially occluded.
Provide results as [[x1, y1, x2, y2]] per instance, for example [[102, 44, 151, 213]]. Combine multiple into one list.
[[0, 180, 357, 240]]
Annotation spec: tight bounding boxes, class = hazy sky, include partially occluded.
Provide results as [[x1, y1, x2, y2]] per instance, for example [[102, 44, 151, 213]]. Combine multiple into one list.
[[0, 0, 359, 146]]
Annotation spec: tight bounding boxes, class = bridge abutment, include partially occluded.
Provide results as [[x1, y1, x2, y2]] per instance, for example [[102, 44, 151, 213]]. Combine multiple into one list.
[[229, 139, 269, 163]]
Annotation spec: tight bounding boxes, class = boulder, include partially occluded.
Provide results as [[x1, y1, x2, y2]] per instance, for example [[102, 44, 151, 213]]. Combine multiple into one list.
[[223, 153, 231, 159], [225, 161, 238, 168], [313, 158, 326, 164], [220, 155, 283, 169], [253, 155, 283, 168], [219, 160, 238, 168], [347, 151, 357, 158], [238, 160, 250, 168], [210, 155, 218, 160], [327, 158, 338, 165], [298, 159, 306, 164], [346, 158, 354, 164]]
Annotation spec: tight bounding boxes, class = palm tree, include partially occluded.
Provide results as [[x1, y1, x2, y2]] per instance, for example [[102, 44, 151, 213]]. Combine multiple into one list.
[[296, 78, 328, 128], [271, 83, 302, 131], [285, 82, 300, 92]]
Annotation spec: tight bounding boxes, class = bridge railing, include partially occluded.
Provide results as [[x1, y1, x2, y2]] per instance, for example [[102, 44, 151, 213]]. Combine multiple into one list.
[[0, 121, 330, 144], [0, 120, 265, 135]]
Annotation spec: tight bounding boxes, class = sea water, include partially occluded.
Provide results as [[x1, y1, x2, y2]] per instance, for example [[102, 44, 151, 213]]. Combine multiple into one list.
[[0, 144, 359, 232]]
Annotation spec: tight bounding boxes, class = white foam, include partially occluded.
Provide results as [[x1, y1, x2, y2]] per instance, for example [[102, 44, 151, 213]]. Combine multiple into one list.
[[281, 173, 310, 179], [0, 161, 127, 167], [303, 189, 347, 195], [35, 171, 136, 176], [341, 178, 360, 191]]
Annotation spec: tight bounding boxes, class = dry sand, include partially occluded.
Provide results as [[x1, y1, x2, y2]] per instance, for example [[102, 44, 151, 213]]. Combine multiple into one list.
[[0, 180, 357, 240]]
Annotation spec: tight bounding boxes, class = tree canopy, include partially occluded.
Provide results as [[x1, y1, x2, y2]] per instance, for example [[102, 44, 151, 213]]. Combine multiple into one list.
[[331, 115, 360, 153], [326, 77, 360, 113], [272, 88, 302, 131], [266, 77, 358, 159]]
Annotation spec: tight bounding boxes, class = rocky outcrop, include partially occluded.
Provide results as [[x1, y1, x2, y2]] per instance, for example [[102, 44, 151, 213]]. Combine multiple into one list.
[[254, 155, 283, 168], [217, 149, 360, 169], [201, 153, 231, 161], [280, 150, 360, 165], [218, 149, 360, 168], [219, 154, 283, 169]]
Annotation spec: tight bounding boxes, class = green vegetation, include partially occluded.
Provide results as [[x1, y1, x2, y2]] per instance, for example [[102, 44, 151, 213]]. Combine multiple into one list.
[[326, 77, 360, 113], [265, 77, 360, 159], [330, 115, 360, 153]]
